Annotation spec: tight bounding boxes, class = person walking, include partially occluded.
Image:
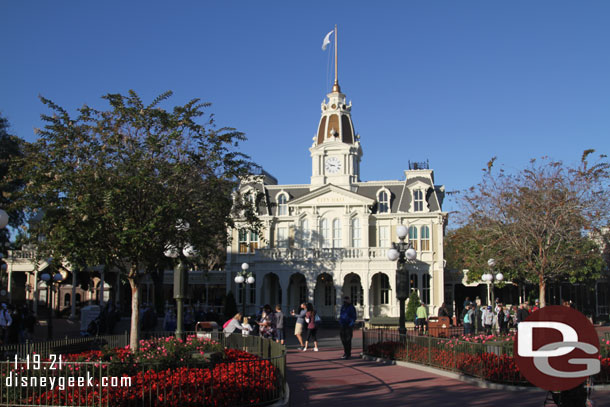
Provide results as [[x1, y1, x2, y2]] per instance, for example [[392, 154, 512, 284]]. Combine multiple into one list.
[[303, 303, 319, 352], [516, 302, 530, 330], [339, 296, 357, 359], [416, 302, 428, 334], [291, 303, 307, 350], [274, 305, 285, 345], [482, 306, 494, 335], [497, 305, 508, 335]]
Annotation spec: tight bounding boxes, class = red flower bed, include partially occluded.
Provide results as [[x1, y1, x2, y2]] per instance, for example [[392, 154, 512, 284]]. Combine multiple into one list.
[[366, 340, 610, 385], [22, 338, 280, 406]]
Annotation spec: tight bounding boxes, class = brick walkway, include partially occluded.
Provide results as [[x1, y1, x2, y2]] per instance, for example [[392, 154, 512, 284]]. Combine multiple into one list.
[[286, 329, 610, 407]]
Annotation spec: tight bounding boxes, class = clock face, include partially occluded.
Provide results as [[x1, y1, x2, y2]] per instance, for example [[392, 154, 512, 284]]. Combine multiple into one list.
[[325, 157, 341, 174]]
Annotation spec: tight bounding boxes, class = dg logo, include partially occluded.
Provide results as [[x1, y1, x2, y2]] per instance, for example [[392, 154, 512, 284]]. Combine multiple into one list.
[[514, 305, 601, 391]]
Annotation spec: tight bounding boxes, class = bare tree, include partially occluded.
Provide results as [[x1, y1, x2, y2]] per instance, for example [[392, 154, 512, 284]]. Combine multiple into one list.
[[456, 151, 609, 307]]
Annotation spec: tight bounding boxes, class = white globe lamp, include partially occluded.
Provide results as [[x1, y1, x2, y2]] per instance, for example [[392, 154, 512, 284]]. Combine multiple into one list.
[[396, 225, 408, 240], [405, 247, 417, 261], [387, 248, 399, 261]]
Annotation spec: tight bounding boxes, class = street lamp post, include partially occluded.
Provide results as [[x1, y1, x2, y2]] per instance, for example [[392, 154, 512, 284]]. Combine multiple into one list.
[[165, 244, 196, 340], [40, 266, 64, 340], [234, 263, 254, 317], [481, 258, 503, 305], [387, 225, 417, 337]]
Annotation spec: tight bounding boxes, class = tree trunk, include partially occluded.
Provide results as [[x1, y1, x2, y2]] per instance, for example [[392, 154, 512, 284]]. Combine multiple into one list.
[[129, 275, 140, 350], [539, 275, 546, 308]]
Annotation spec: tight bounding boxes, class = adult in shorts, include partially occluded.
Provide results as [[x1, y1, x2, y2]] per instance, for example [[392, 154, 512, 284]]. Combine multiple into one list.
[[291, 303, 307, 350]]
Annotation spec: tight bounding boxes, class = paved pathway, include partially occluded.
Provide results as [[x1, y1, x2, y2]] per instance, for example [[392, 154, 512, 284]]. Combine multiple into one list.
[[286, 328, 610, 407]]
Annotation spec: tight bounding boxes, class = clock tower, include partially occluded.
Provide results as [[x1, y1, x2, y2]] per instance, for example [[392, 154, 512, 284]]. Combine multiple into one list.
[[309, 83, 362, 190]]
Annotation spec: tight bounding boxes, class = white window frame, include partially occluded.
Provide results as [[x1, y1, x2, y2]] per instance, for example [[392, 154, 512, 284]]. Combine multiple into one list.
[[420, 225, 430, 251], [299, 218, 310, 248], [408, 225, 418, 251], [332, 218, 342, 248], [238, 228, 259, 253], [377, 188, 391, 214], [351, 217, 361, 248], [320, 218, 330, 248], [277, 226, 288, 248], [276, 192, 288, 216], [378, 225, 390, 249]]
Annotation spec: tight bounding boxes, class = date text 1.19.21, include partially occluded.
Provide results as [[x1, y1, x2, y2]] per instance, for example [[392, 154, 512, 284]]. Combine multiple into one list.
[[14, 354, 63, 370]]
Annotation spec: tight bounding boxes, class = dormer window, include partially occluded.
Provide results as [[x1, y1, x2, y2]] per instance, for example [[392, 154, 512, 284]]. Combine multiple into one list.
[[277, 193, 288, 216], [413, 189, 424, 212], [377, 189, 390, 213]]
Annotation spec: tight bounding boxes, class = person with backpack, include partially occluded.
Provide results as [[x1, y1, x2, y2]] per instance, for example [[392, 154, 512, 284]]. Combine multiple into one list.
[[303, 303, 319, 352], [339, 296, 357, 359]]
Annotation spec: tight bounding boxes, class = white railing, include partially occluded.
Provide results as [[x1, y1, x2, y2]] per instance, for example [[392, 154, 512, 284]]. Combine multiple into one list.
[[248, 247, 391, 262]]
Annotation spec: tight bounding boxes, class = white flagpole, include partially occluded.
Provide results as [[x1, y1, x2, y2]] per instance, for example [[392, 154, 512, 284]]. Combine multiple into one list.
[[334, 24, 339, 92]]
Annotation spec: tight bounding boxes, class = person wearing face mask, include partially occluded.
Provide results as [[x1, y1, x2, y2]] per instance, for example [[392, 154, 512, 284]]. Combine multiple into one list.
[[339, 296, 357, 359]]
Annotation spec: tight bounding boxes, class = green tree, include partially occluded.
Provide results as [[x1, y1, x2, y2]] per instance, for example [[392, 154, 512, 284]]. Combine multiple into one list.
[[223, 291, 238, 320], [15, 91, 257, 349], [454, 152, 609, 307], [0, 114, 26, 248], [405, 290, 420, 322]]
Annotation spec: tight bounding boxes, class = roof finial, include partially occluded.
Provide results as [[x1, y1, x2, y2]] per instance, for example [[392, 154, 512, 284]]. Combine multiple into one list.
[[332, 24, 341, 93]]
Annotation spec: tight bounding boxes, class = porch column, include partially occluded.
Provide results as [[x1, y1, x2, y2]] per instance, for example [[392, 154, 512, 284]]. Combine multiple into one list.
[[99, 270, 105, 306], [363, 273, 370, 319], [70, 270, 77, 319]]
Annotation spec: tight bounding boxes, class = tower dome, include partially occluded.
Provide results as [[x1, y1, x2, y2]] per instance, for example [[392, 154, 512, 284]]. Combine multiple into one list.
[[315, 90, 355, 146]]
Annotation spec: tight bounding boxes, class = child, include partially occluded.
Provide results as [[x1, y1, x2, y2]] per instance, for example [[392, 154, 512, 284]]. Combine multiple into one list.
[[241, 317, 253, 336]]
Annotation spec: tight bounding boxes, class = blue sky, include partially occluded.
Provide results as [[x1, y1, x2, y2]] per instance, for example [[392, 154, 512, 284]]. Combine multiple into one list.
[[2, 1, 609, 216]]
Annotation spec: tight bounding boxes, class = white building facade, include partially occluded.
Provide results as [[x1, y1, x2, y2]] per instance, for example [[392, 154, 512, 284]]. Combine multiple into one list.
[[226, 81, 448, 319]]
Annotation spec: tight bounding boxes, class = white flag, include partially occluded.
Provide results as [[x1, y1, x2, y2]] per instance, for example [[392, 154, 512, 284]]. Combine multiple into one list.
[[322, 30, 333, 51]]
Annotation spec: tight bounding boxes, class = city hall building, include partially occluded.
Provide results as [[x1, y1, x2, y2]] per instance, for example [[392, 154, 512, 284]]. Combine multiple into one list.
[[225, 79, 448, 319]]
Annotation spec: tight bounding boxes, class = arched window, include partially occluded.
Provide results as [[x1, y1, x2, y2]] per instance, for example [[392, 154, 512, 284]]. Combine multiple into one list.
[[351, 218, 361, 248], [320, 219, 330, 248], [422, 274, 431, 304], [300, 218, 310, 248], [277, 194, 288, 216], [420, 226, 430, 251], [378, 190, 389, 213], [413, 190, 424, 212], [64, 293, 71, 306], [332, 218, 342, 248], [408, 226, 418, 250]]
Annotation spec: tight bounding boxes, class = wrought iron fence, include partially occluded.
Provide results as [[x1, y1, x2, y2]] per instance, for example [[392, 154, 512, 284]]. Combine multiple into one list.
[[0, 332, 286, 407], [363, 328, 610, 386], [363, 328, 526, 386]]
